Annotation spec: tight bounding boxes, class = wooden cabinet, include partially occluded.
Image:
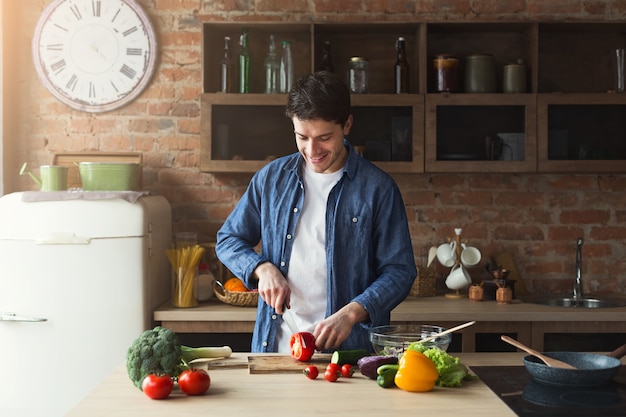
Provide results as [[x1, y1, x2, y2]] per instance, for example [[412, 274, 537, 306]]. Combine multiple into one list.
[[201, 21, 626, 174]]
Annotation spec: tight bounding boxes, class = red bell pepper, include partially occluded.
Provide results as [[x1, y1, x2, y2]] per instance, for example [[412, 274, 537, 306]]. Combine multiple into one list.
[[289, 331, 316, 361]]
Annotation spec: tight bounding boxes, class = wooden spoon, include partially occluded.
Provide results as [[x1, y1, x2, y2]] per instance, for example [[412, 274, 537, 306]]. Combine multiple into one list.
[[419, 321, 476, 344], [501, 335, 577, 369]]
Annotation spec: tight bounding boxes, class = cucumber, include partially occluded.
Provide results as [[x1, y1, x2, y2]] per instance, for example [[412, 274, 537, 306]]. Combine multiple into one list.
[[330, 349, 370, 365]]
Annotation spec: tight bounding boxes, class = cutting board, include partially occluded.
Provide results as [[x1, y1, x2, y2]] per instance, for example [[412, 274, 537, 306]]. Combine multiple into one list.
[[248, 354, 332, 374]]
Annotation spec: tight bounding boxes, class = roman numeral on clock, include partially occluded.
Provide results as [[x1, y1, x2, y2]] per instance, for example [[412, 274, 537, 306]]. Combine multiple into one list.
[[66, 74, 78, 91], [51, 59, 66, 74], [127, 48, 142, 56], [92, 0, 101, 17], [120, 64, 136, 79], [70, 5, 82, 20], [123, 26, 138, 37]]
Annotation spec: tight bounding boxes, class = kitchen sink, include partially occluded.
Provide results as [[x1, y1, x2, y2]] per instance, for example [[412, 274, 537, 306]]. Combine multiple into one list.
[[523, 295, 626, 309]]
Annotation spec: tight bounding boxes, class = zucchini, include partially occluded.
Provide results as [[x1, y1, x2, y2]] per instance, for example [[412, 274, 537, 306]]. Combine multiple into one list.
[[330, 349, 370, 365]]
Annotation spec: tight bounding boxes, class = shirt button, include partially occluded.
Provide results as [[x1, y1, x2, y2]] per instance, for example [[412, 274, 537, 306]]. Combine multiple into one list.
[[271, 314, 277, 320], [293, 207, 299, 213], [262, 341, 268, 347], [286, 234, 292, 240], [352, 217, 358, 223], [280, 261, 286, 267]]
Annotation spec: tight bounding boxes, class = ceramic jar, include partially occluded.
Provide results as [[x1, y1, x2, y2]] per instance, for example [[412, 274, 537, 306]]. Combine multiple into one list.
[[465, 54, 497, 93], [503, 62, 527, 93]]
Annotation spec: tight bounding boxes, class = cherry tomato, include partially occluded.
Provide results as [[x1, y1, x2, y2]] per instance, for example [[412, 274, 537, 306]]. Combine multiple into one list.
[[326, 363, 341, 376], [304, 365, 319, 380], [178, 369, 211, 395], [324, 368, 339, 382], [340, 364, 354, 378], [142, 374, 173, 399]]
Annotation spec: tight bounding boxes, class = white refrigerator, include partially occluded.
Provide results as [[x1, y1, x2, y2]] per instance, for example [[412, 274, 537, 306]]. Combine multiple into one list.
[[0, 192, 172, 417]]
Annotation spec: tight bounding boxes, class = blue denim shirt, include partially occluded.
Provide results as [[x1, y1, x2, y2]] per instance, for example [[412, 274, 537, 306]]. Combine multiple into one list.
[[216, 140, 416, 352]]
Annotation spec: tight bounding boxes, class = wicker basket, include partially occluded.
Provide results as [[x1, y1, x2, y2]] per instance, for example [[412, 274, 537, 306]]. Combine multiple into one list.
[[213, 280, 258, 307], [409, 265, 437, 297]]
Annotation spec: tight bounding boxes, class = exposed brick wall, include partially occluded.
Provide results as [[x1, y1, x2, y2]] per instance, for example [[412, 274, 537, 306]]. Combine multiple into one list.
[[3, 0, 625, 296]]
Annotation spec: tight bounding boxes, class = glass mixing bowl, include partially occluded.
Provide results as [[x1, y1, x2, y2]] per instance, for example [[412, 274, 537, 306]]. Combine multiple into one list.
[[369, 324, 451, 356]]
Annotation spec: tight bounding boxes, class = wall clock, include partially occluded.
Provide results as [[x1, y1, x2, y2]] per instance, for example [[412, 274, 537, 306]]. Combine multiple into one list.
[[32, 0, 158, 113]]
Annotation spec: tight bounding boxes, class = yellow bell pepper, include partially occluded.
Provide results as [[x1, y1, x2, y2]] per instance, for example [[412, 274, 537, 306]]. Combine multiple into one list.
[[394, 349, 439, 392]]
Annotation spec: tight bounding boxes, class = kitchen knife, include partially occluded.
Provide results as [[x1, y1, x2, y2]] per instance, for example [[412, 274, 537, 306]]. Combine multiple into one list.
[[282, 307, 299, 334]]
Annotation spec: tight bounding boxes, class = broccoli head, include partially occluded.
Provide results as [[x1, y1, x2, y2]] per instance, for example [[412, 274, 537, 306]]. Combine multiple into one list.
[[126, 326, 184, 389]]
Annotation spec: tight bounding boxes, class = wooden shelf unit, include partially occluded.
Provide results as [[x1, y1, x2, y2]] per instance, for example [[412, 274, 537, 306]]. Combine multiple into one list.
[[201, 21, 626, 174]]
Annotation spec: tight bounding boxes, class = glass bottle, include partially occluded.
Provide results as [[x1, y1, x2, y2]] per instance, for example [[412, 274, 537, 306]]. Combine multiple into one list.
[[264, 35, 280, 94], [318, 40, 334, 73], [219, 36, 233, 93], [394, 37, 409, 94], [238, 29, 250, 93], [279, 40, 294, 93]]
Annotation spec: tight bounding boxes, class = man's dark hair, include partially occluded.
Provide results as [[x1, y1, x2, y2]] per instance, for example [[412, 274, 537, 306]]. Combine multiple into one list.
[[285, 71, 351, 127]]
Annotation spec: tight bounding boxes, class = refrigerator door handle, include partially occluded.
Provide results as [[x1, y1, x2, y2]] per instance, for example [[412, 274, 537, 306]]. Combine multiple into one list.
[[0, 312, 47, 322]]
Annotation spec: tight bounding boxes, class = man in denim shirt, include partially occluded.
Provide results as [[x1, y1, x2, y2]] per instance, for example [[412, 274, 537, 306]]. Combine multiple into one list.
[[216, 72, 416, 353]]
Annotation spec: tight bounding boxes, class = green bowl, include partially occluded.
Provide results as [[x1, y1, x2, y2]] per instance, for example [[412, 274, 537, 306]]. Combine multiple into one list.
[[78, 162, 141, 191]]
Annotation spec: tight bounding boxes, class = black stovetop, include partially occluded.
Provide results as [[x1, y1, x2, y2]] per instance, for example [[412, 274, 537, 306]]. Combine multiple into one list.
[[471, 366, 626, 416]]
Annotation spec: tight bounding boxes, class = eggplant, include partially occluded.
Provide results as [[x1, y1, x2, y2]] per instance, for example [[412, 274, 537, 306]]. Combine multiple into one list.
[[357, 355, 398, 379]]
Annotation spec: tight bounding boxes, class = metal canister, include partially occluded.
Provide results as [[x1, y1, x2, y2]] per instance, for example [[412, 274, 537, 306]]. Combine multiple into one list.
[[503, 61, 527, 93], [464, 54, 497, 93], [348, 57, 369, 94], [433, 54, 459, 92]]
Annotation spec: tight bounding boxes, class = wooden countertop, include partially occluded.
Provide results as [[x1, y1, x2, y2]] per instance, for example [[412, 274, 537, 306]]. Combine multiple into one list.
[[66, 352, 529, 417], [155, 295, 626, 324]]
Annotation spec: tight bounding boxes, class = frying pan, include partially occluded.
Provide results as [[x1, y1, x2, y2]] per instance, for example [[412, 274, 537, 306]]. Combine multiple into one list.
[[523, 352, 621, 387]]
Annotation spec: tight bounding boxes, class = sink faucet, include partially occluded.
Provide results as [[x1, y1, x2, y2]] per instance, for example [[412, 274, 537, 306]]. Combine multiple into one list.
[[573, 237, 583, 299]]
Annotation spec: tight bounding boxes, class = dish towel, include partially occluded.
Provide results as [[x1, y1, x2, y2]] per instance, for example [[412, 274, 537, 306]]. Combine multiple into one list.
[[22, 190, 150, 204]]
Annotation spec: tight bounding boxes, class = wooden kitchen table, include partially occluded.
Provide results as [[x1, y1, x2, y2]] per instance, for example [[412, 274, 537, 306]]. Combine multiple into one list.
[[66, 352, 528, 417]]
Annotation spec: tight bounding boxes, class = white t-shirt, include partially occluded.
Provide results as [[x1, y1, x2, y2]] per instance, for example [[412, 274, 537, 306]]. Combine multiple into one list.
[[276, 164, 343, 352]]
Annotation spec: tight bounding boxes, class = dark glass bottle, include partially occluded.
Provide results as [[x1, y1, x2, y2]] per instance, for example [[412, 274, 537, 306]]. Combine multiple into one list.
[[394, 37, 409, 94], [318, 41, 334, 73]]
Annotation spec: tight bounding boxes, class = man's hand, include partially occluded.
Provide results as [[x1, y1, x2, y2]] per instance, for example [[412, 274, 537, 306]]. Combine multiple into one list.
[[312, 302, 368, 351], [253, 262, 291, 314]]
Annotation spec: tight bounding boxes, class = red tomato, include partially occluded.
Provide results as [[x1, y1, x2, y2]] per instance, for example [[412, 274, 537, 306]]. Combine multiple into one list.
[[289, 331, 316, 361], [178, 369, 211, 396], [142, 374, 173, 399], [340, 364, 354, 378], [326, 363, 341, 375], [324, 369, 339, 382], [304, 365, 319, 380]]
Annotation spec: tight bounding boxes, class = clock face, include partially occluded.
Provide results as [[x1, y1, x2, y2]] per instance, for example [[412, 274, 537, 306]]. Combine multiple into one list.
[[32, 0, 157, 113]]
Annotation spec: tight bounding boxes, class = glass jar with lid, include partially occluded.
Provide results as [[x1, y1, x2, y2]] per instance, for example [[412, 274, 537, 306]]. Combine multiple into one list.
[[433, 54, 459, 92], [348, 57, 369, 94]]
